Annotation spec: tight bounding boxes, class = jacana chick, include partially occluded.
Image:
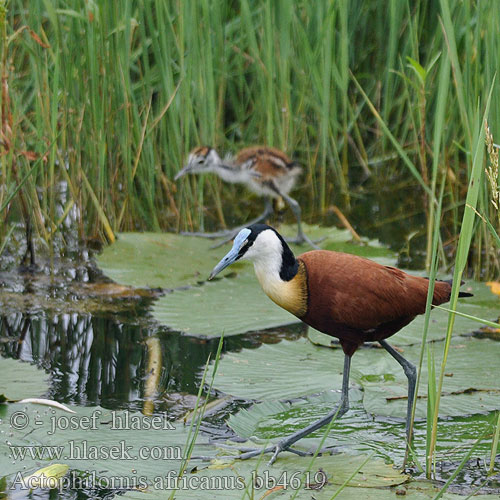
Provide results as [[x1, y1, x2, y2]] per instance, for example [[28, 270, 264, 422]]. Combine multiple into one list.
[[209, 224, 473, 464], [175, 146, 317, 248]]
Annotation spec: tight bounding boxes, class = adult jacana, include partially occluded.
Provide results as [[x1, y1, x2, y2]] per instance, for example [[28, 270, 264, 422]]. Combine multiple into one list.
[[175, 146, 318, 248], [209, 224, 472, 464]]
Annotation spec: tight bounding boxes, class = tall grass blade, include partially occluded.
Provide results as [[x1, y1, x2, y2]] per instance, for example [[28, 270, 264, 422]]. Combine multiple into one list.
[[489, 412, 500, 476], [428, 76, 495, 472]]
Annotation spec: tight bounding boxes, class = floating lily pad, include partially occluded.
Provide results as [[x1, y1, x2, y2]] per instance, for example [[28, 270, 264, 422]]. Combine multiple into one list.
[[279, 223, 396, 264], [225, 396, 499, 469], [0, 403, 212, 479], [210, 338, 349, 400], [121, 453, 408, 499], [152, 273, 299, 337], [0, 357, 49, 402], [227, 390, 363, 441], [96, 224, 395, 291], [1, 400, 494, 499], [97, 232, 220, 289], [210, 336, 500, 419], [360, 336, 500, 419], [0, 401, 411, 500], [120, 446, 495, 499]]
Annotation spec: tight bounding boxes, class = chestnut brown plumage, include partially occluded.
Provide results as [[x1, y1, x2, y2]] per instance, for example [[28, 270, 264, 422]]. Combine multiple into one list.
[[209, 224, 473, 464], [175, 146, 317, 247], [299, 251, 455, 356]]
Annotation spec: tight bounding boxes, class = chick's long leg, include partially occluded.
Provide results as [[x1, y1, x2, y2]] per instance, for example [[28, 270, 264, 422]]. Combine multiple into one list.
[[180, 197, 274, 242], [226, 354, 351, 465], [272, 187, 320, 250], [209, 198, 274, 248]]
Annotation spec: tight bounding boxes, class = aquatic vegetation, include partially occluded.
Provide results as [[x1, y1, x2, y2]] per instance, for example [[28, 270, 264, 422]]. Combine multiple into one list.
[[0, 1, 498, 278]]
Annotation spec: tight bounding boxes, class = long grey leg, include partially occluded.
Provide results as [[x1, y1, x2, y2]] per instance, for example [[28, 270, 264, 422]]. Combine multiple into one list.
[[181, 198, 274, 242], [279, 192, 320, 249], [236, 354, 352, 464], [209, 198, 274, 248], [379, 339, 417, 439]]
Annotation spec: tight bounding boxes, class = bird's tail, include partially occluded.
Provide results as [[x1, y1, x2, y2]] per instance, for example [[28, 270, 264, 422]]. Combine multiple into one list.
[[443, 279, 474, 298]]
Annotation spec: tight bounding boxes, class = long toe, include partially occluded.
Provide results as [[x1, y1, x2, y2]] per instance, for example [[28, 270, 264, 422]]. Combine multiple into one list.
[[218, 443, 310, 463], [236, 445, 276, 460], [268, 444, 283, 465]]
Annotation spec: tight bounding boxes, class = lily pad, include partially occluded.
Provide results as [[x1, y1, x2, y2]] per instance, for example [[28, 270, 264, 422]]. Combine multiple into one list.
[[360, 336, 500, 419], [227, 390, 363, 441], [0, 402, 410, 500], [96, 224, 395, 291], [211, 338, 350, 400], [121, 453, 408, 499], [97, 232, 220, 289], [280, 223, 397, 265], [0, 357, 49, 402], [225, 385, 499, 467], [0, 402, 213, 479], [210, 336, 500, 418], [152, 273, 298, 337], [2, 402, 495, 499], [122, 476, 494, 500]]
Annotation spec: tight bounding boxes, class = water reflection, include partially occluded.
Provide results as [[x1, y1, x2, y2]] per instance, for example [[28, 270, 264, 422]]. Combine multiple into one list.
[[0, 313, 196, 409], [0, 311, 303, 414]]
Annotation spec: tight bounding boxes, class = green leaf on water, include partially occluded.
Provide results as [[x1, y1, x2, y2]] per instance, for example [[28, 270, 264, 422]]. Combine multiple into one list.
[[121, 453, 408, 499], [227, 390, 363, 441], [0, 403, 213, 480], [96, 232, 221, 289], [0, 357, 49, 402], [152, 273, 299, 337], [211, 335, 500, 418], [361, 336, 500, 419], [0, 402, 410, 499], [211, 338, 348, 400], [96, 224, 394, 292], [2, 396, 493, 498]]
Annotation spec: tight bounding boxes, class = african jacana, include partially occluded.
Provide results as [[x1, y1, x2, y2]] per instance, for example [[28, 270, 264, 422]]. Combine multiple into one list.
[[209, 224, 473, 464], [175, 146, 318, 248]]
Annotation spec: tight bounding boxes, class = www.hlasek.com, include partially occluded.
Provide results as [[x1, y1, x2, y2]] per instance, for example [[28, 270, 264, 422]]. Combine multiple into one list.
[[9, 440, 182, 461], [11, 470, 329, 492]]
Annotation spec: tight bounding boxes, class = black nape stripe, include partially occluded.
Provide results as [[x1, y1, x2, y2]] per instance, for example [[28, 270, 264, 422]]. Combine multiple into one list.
[[276, 233, 299, 281]]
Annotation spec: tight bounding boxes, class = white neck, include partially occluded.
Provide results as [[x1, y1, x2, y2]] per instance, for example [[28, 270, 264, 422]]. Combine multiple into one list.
[[213, 163, 254, 184], [243, 230, 288, 302]]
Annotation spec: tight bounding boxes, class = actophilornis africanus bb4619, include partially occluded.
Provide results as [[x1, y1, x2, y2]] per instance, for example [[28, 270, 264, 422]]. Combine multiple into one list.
[[209, 224, 473, 464], [175, 146, 318, 248]]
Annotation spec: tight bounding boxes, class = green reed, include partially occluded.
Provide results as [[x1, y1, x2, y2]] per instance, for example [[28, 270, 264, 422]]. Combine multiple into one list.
[[1, 0, 498, 278]]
